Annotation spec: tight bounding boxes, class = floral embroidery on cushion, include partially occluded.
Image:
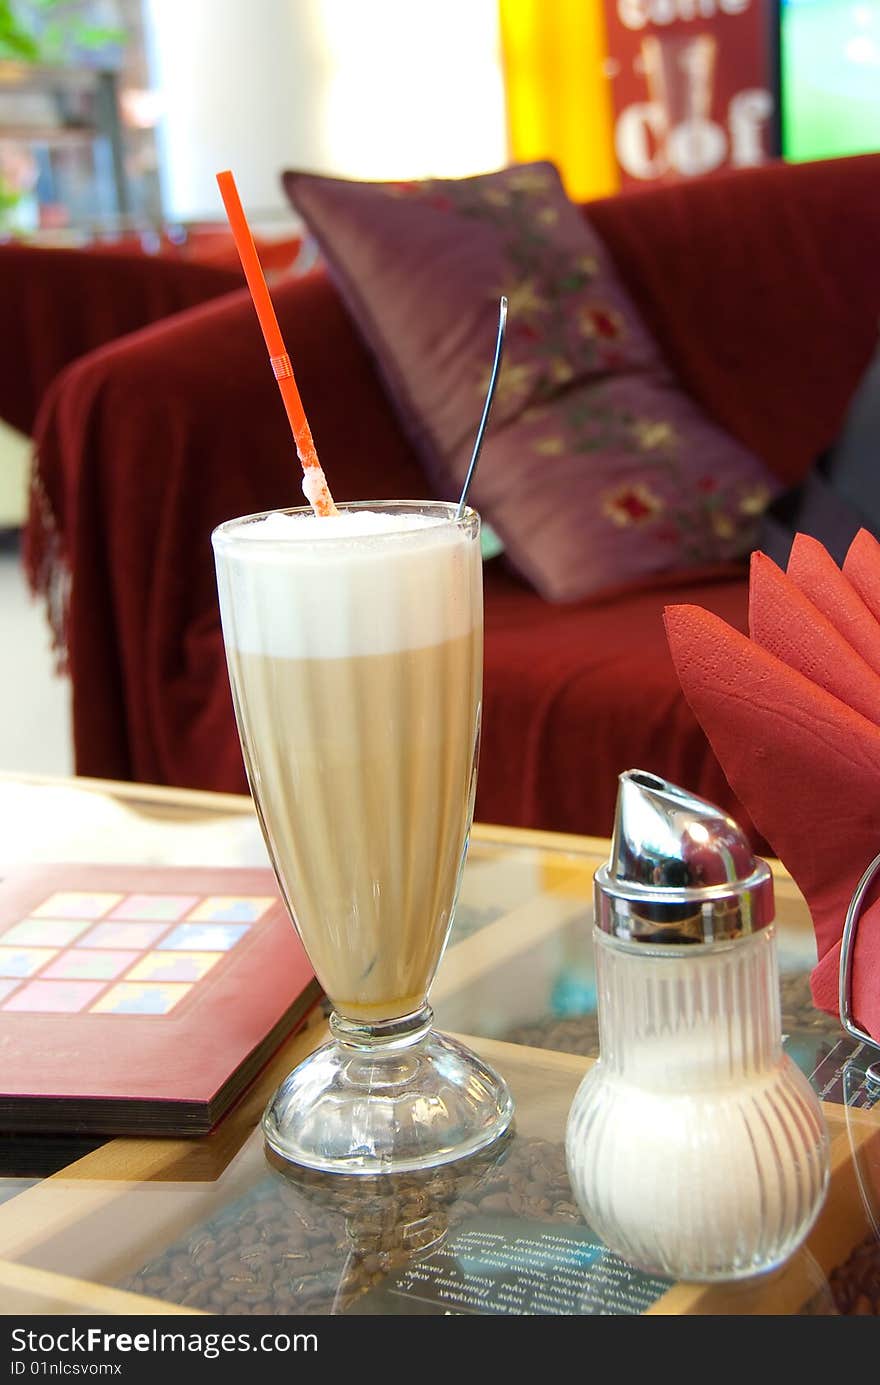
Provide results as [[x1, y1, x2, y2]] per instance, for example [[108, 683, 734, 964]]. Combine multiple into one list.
[[533, 436, 566, 456], [527, 388, 772, 563], [603, 484, 664, 527], [379, 169, 639, 418], [479, 360, 535, 414], [505, 280, 546, 319], [739, 487, 772, 515], [505, 167, 557, 194], [711, 512, 737, 540], [633, 420, 676, 451], [579, 305, 624, 341]]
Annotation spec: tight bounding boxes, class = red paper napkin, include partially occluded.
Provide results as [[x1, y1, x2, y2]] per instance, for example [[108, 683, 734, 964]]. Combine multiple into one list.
[[664, 529, 880, 1042]]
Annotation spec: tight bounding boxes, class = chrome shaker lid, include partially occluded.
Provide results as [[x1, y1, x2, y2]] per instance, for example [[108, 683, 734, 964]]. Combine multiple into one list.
[[594, 770, 774, 944]]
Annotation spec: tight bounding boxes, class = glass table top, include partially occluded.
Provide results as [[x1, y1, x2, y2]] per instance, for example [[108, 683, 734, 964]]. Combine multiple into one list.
[[0, 773, 876, 1317]]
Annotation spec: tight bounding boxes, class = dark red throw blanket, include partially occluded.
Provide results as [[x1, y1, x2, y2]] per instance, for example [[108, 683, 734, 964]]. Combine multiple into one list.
[[2, 244, 241, 438]]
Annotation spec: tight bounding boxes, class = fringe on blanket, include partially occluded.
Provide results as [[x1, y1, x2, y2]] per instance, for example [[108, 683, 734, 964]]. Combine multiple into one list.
[[22, 448, 70, 675]]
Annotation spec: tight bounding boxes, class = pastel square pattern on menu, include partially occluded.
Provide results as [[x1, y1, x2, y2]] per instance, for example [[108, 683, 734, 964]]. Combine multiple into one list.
[[126, 950, 223, 983], [2, 918, 92, 947], [32, 892, 123, 919], [78, 921, 169, 950], [158, 923, 249, 952], [91, 982, 192, 1015], [0, 947, 58, 978], [4, 980, 105, 1012], [186, 896, 275, 924], [42, 949, 139, 981], [108, 894, 200, 922]]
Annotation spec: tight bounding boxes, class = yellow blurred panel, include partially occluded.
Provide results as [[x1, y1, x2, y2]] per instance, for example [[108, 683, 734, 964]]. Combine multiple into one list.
[[499, 0, 619, 203]]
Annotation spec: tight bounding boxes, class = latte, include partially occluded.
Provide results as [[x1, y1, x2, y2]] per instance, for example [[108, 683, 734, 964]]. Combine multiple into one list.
[[214, 508, 482, 1021]]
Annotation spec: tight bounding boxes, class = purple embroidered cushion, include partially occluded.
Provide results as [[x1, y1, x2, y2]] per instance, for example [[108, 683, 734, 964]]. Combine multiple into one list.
[[282, 161, 777, 601]]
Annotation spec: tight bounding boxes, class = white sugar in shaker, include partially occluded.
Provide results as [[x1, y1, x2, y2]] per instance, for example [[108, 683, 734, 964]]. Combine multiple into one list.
[[565, 771, 830, 1282]]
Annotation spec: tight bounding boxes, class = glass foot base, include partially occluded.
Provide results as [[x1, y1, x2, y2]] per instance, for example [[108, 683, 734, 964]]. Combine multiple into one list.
[[262, 1023, 514, 1176]]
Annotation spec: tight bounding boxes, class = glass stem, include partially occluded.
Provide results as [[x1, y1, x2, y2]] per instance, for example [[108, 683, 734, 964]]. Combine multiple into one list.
[[329, 1003, 434, 1052]]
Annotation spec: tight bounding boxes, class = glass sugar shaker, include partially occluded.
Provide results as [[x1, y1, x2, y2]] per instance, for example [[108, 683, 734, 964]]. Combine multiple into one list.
[[565, 770, 830, 1282]]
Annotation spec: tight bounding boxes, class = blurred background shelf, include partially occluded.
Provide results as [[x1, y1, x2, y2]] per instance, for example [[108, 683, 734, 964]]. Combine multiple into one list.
[[0, 59, 128, 222]]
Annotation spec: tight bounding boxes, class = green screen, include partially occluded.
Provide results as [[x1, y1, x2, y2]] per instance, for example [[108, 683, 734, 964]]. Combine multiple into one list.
[[782, 0, 880, 160]]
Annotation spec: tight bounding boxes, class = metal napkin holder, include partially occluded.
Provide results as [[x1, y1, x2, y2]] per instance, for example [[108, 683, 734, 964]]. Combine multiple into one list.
[[838, 851, 880, 1087]]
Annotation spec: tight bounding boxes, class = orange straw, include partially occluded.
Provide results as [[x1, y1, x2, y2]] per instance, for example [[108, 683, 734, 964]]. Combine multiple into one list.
[[216, 169, 337, 516]]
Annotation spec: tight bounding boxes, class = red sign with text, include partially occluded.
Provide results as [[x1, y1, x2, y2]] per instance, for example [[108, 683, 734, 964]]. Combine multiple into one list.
[[602, 0, 776, 186]]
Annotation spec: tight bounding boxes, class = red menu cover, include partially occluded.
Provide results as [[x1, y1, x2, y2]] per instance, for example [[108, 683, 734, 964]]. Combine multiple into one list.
[[0, 864, 321, 1135]]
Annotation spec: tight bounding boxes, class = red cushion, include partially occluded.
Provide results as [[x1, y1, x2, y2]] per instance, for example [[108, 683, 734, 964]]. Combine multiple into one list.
[[282, 162, 776, 601]]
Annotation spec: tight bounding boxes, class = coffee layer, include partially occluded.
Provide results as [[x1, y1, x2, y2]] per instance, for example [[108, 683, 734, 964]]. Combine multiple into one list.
[[227, 631, 482, 1019]]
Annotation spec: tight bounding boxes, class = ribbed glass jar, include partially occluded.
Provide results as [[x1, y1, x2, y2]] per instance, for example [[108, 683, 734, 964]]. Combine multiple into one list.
[[565, 926, 829, 1281]]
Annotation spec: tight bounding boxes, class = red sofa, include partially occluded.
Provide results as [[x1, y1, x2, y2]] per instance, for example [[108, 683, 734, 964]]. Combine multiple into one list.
[[26, 155, 880, 842]]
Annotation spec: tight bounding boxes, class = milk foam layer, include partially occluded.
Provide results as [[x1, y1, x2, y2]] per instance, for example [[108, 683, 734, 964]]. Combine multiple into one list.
[[213, 510, 481, 659]]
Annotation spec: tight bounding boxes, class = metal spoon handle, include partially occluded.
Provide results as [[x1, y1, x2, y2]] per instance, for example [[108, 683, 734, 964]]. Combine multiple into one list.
[[456, 295, 508, 520]]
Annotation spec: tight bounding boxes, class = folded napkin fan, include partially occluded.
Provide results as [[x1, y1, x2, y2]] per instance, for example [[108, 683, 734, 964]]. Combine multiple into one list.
[[665, 529, 880, 1043]]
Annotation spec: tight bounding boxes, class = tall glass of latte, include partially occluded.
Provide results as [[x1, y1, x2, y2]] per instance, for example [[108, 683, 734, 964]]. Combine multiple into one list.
[[212, 501, 513, 1173]]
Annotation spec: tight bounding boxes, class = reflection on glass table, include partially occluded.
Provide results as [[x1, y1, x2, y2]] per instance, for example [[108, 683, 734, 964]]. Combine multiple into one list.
[[0, 774, 876, 1316]]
